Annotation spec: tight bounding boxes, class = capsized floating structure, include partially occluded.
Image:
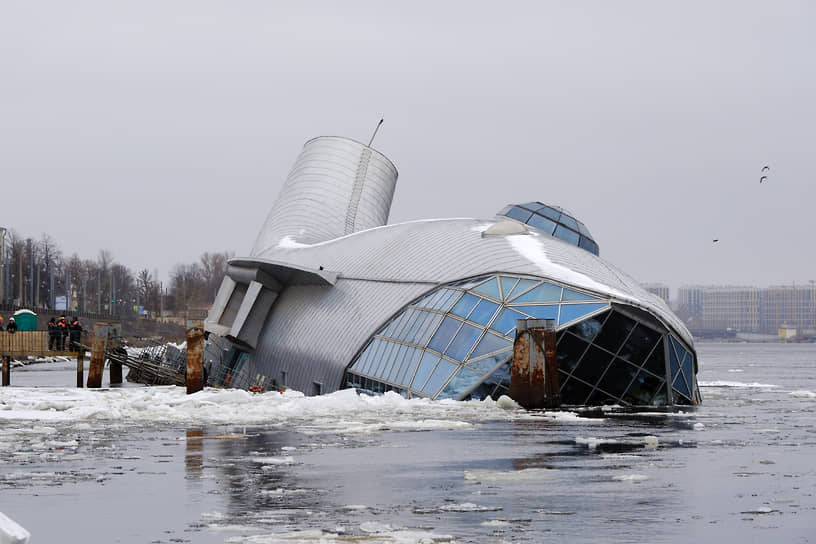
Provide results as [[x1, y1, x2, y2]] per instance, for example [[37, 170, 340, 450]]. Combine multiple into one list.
[[203, 136, 699, 406]]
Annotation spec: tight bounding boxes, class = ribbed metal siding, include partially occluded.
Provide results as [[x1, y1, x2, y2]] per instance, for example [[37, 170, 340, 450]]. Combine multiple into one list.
[[243, 279, 431, 395], [251, 218, 693, 348], [251, 137, 398, 254]]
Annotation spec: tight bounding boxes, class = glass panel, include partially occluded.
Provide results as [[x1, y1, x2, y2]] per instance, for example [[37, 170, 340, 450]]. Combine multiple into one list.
[[452, 276, 490, 289], [597, 358, 640, 400], [490, 307, 528, 336], [411, 312, 444, 346], [651, 382, 669, 405], [396, 309, 421, 342], [432, 289, 460, 311], [561, 288, 599, 302], [586, 388, 619, 406], [387, 344, 409, 383], [445, 322, 482, 361], [414, 290, 441, 310], [469, 349, 512, 373], [578, 236, 598, 255], [642, 339, 666, 378], [505, 206, 533, 223], [514, 304, 558, 321], [411, 351, 440, 390], [668, 338, 682, 384], [593, 311, 637, 354], [351, 344, 371, 374], [512, 282, 562, 303], [568, 311, 608, 343], [382, 311, 407, 338], [438, 367, 482, 400], [539, 206, 561, 222], [559, 213, 580, 231], [520, 202, 541, 211], [507, 278, 539, 301], [421, 359, 459, 397], [680, 352, 694, 391], [558, 303, 608, 325], [671, 336, 688, 362], [428, 316, 462, 353], [527, 213, 557, 234], [559, 377, 593, 405], [572, 345, 614, 387], [469, 331, 511, 359], [576, 221, 592, 237], [497, 205, 513, 216], [375, 341, 397, 379], [468, 299, 500, 325], [554, 225, 580, 245], [617, 323, 661, 364], [556, 332, 589, 374], [396, 348, 421, 385], [623, 371, 665, 406], [499, 276, 518, 300], [472, 277, 501, 300], [368, 339, 388, 377], [672, 369, 692, 401], [451, 293, 480, 319]]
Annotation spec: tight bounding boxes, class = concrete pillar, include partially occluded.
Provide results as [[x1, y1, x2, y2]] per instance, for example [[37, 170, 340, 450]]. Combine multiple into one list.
[[509, 319, 560, 409], [186, 321, 204, 394]]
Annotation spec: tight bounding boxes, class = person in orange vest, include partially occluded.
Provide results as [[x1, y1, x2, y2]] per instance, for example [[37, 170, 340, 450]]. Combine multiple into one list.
[[56, 316, 68, 350], [69, 317, 83, 350], [0, 315, 4, 331]]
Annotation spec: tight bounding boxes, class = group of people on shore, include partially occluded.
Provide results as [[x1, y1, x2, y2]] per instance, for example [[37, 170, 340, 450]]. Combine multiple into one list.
[[0, 314, 83, 351]]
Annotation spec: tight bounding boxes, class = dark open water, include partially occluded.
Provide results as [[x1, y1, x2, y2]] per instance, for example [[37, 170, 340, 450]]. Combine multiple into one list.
[[1, 342, 814, 543]]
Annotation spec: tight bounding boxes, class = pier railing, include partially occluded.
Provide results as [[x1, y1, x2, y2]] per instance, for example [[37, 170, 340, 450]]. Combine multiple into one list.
[[0, 330, 91, 359]]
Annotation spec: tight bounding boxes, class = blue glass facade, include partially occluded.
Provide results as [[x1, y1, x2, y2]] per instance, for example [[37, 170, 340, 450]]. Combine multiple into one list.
[[345, 274, 699, 406]]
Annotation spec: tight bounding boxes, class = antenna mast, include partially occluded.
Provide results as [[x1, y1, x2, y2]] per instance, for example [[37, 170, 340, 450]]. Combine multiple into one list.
[[367, 118, 384, 147]]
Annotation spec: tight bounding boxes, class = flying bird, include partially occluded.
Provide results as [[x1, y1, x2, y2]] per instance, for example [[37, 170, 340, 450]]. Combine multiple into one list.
[[760, 175, 768, 183], [713, 239, 719, 243], [761, 165, 770, 172]]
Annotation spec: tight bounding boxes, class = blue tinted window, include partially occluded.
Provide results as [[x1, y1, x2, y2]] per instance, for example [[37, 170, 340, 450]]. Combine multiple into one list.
[[505, 206, 533, 222], [506, 278, 539, 301], [375, 341, 397, 379], [668, 339, 682, 384], [539, 206, 561, 222], [473, 278, 501, 300], [411, 312, 444, 345], [445, 322, 482, 361], [561, 288, 599, 302], [520, 202, 541, 211], [497, 205, 513, 216], [470, 331, 511, 359], [451, 293, 480, 319], [400, 310, 424, 343], [469, 299, 500, 325], [559, 303, 607, 325], [559, 213, 580, 231], [396, 348, 421, 385], [579, 237, 598, 255], [512, 282, 562, 303], [428, 316, 462, 353], [387, 344, 409, 383], [368, 339, 388, 377], [469, 350, 512, 373], [411, 351, 440, 390], [672, 368, 692, 400], [353, 344, 373, 374], [421, 359, 459, 397], [554, 225, 580, 245], [576, 221, 592, 237], [527, 214, 557, 234], [513, 304, 559, 321], [499, 276, 518, 300], [432, 289, 460, 311], [438, 366, 482, 400], [489, 307, 527, 336], [680, 352, 694, 393]]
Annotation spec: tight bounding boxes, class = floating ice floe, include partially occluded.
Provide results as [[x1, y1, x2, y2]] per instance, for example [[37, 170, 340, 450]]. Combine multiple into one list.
[[612, 474, 650, 482], [699, 381, 778, 388], [0, 512, 30, 544], [789, 390, 816, 398]]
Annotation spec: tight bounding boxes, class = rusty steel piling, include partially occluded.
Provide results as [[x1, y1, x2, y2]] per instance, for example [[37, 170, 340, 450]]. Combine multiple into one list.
[[76, 348, 85, 388], [509, 319, 561, 409], [186, 321, 204, 394], [1, 356, 9, 386], [87, 324, 110, 388]]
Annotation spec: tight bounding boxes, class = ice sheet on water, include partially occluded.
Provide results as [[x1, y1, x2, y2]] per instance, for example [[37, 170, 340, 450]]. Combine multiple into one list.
[[789, 390, 816, 398], [464, 468, 553, 482], [699, 380, 778, 388], [224, 525, 455, 543], [0, 511, 30, 544]]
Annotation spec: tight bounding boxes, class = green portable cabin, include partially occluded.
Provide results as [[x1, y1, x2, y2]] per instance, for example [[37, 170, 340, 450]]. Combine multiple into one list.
[[12, 309, 38, 331]]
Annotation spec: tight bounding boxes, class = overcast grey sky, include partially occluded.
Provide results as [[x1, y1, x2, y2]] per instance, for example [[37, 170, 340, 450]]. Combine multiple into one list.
[[1, 1, 813, 292]]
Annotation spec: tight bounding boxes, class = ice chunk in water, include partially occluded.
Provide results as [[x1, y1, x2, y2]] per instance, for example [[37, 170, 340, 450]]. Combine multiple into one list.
[[0, 512, 30, 544]]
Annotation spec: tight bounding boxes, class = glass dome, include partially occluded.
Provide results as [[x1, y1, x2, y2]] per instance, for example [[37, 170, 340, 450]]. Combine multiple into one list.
[[498, 202, 599, 256]]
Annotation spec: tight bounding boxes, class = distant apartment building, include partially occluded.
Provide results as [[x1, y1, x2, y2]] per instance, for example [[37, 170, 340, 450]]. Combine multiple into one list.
[[675, 283, 816, 335], [642, 283, 670, 306], [760, 285, 816, 333]]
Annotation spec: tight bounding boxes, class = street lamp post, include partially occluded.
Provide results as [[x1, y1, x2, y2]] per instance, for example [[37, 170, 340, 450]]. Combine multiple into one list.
[[0, 227, 5, 304]]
